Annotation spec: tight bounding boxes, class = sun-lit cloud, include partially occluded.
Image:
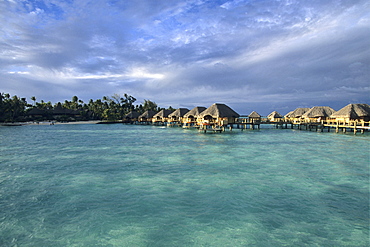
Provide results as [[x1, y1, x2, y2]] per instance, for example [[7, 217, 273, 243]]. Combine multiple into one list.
[[127, 68, 165, 80]]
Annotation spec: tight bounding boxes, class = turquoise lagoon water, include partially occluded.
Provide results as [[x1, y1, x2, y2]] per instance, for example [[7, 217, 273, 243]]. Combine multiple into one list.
[[0, 124, 369, 247]]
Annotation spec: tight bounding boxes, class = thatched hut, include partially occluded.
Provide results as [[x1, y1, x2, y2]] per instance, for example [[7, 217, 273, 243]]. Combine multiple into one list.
[[198, 103, 240, 126], [284, 111, 293, 118], [153, 109, 174, 123], [168, 108, 189, 123], [330, 103, 370, 122], [248, 111, 261, 123], [27, 108, 48, 119], [124, 111, 140, 122], [138, 110, 157, 123], [267, 111, 283, 122], [183, 106, 206, 125], [52, 103, 80, 120], [286, 107, 310, 123], [302, 106, 335, 122]]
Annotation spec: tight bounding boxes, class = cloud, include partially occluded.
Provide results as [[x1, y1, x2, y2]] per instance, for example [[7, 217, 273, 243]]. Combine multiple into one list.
[[0, 0, 369, 114]]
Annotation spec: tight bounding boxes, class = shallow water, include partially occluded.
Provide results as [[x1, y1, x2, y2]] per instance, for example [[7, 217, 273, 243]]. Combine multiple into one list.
[[0, 124, 369, 246]]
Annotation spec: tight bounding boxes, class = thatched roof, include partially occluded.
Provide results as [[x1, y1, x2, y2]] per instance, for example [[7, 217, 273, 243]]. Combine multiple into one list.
[[184, 106, 207, 117], [248, 111, 261, 118], [153, 109, 173, 118], [125, 111, 140, 119], [28, 108, 47, 115], [168, 108, 189, 118], [267, 111, 283, 118], [284, 111, 294, 118], [199, 103, 240, 118], [289, 108, 310, 118], [139, 110, 157, 119], [302, 106, 336, 118], [53, 104, 79, 115], [330, 103, 370, 119]]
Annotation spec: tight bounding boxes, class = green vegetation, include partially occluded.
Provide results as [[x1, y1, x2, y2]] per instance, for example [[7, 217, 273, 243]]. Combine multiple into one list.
[[0, 92, 164, 123]]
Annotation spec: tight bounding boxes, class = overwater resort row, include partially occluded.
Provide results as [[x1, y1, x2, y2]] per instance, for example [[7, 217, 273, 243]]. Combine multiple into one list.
[[9, 101, 370, 134], [121, 103, 370, 134]]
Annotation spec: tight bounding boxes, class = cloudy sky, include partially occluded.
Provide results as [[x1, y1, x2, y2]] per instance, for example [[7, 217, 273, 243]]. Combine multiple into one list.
[[1, 0, 369, 114]]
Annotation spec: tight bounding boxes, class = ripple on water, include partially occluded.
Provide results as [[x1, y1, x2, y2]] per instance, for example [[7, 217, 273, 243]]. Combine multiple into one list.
[[0, 124, 369, 246]]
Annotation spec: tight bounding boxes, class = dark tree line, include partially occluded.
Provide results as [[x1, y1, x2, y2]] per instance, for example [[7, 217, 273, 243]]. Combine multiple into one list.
[[0, 93, 28, 122], [0, 92, 163, 122]]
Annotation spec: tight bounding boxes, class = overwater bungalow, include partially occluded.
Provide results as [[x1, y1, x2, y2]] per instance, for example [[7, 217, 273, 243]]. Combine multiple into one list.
[[284, 111, 294, 119], [248, 111, 261, 123], [267, 111, 283, 122], [330, 103, 370, 123], [183, 106, 207, 128], [302, 106, 336, 123], [168, 108, 189, 126], [152, 109, 173, 124], [123, 111, 140, 123], [138, 110, 157, 124], [198, 103, 240, 127], [285, 107, 310, 123]]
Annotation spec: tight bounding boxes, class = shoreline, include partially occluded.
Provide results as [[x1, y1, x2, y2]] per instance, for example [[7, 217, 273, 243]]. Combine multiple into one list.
[[31, 120, 102, 125], [1, 120, 102, 126]]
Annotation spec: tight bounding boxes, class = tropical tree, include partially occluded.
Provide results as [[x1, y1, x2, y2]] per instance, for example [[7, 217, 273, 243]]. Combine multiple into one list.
[[37, 100, 52, 110], [0, 93, 160, 122], [142, 99, 158, 112], [31, 96, 36, 106], [72, 95, 78, 103], [99, 93, 137, 120], [0, 93, 28, 122]]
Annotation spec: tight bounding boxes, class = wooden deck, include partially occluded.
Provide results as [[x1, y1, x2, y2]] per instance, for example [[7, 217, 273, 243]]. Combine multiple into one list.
[[132, 118, 369, 135], [323, 121, 370, 134], [275, 120, 370, 134]]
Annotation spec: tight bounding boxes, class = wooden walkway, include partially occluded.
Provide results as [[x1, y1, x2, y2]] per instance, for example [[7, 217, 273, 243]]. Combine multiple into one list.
[[323, 122, 370, 134], [275, 120, 370, 134], [127, 119, 369, 135]]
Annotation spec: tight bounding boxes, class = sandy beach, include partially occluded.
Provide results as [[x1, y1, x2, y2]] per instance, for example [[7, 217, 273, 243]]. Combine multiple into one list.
[[33, 120, 102, 125]]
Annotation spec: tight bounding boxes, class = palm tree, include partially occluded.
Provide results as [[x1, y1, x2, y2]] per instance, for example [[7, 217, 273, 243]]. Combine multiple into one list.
[[143, 99, 158, 112], [31, 96, 36, 106]]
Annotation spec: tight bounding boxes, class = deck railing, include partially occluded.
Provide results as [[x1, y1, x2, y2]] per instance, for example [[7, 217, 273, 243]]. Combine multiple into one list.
[[322, 120, 369, 127]]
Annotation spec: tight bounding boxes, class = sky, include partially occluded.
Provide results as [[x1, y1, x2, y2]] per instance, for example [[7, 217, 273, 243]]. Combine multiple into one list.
[[1, 0, 369, 115]]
